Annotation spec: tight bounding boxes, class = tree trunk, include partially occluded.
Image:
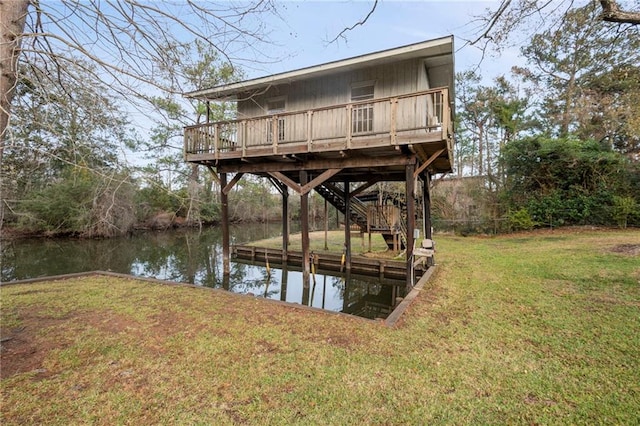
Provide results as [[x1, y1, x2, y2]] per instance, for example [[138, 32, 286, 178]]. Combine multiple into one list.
[[185, 164, 201, 227], [0, 0, 29, 229], [0, 0, 29, 148], [477, 122, 484, 176]]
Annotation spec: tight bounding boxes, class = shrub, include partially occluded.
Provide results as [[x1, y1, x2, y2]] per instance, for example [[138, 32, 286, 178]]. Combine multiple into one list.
[[508, 208, 535, 231], [612, 196, 638, 229]]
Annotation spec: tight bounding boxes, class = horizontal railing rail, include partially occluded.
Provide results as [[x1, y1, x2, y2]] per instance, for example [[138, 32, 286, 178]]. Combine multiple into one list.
[[184, 87, 451, 158]]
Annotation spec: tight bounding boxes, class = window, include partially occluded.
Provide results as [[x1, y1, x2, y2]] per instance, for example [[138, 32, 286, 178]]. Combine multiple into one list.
[[351, 83, 374, 134], [266, 97, 285, 142]]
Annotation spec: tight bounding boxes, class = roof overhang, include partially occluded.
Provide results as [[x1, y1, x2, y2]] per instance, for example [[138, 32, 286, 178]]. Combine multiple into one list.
[[185, 35, 454, 101]]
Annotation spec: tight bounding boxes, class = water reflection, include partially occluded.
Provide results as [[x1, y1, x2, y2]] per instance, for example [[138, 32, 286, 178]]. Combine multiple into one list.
[[1, 225, 404, 319]]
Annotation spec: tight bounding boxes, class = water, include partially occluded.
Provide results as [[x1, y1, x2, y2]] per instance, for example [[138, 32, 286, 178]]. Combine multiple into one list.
[[1, 224, 405, 319]]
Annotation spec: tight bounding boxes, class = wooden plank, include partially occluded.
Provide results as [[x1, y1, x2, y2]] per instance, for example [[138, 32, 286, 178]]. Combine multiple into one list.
[[405, 163, 415, 290], [350, 178, 381, 198], [218, 155, 415, 174], [268, 171, 301, 194], [282, 185, 289, 262], [414, 148, 445, 179], [390, 97, 398, 145], [423, 173, 432, 239], [346, 105, 352, 149], [307, 110, 313, 150], [222, 172, 244, 195], [300, 171, 310, 277], [344, 180, 351, 271], [215, 123, 220, 161], [300, 168, 342, 195], [205, 165, 220, 185], [231, 245, 425, 281], [220, 173, 230, 275]]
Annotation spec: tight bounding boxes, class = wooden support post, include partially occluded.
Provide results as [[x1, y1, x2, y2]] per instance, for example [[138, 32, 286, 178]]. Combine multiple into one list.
[[222, 273, 230, 291], [282, 185, 289, 262], [324, 198, 329, 250], [344, 180, 352, 271], [302, 275, 310, 305], [342, 273, 351, 311], [346, 105, 353, 149], [280, 265, 288, 302], [390, 97, 398, 145], [300, 171, 311, 280], [307, 110, 313, 151], [406, 163, 416, 290], [423, 173, 432, 239], [214, 123, 220, 161], [220, 172, 230, 275]]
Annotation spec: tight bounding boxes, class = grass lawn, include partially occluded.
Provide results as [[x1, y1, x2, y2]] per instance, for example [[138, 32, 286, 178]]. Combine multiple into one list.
[[1, 228, 639, 424]]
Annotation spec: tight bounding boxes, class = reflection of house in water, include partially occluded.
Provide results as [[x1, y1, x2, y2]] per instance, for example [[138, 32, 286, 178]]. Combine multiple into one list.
[[341, 276, 405, 320], [183, 36, 455, 289], [231, 253, 411, 320]]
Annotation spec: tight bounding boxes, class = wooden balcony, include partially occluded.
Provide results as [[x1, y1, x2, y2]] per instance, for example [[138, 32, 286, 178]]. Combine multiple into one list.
[[184, 88, 453, 173]]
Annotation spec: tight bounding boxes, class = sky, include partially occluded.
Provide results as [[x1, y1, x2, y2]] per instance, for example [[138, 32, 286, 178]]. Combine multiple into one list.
[[122, 0, 521, 166], [230, 1, 519, 83]]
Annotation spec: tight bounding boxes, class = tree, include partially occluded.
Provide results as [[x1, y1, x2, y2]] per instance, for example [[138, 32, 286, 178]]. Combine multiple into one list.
[[512, 3, 640, 152], [470, 0, 640, 53], [135, 40, 242, 226], [455, 71, 531, 180], [502, 136, 638, 226], [1, 0, 278, 228], [3, 59, 138, 236], [1, 0, 277, 140]]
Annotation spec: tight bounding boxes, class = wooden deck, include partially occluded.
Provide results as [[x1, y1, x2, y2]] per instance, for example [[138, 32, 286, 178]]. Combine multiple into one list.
[[184, 88, 453, 175], [232, 245, 428, 281]]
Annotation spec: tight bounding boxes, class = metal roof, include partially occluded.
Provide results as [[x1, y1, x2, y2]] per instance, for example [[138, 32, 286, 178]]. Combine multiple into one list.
[[184, 35, 454, 101]]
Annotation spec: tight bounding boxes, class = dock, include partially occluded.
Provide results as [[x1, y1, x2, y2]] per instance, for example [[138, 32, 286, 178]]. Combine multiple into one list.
[[232, 245, 427, 281]]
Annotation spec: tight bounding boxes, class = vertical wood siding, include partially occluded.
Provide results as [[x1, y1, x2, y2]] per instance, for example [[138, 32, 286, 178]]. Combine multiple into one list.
[[237, 58, 424, 119]]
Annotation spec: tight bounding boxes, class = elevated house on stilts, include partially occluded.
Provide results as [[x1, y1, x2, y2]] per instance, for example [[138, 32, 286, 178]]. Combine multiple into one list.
[[183, 36, 455, 291]]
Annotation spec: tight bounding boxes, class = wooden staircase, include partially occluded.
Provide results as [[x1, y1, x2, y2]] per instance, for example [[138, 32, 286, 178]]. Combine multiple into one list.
[[315, 183, 369, 231], [314, 184, 408, 251]]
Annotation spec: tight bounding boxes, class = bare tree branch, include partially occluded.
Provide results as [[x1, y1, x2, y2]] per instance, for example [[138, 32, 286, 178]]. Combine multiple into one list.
[[468, 0, 639, 57], [328, 0, 378, 44]]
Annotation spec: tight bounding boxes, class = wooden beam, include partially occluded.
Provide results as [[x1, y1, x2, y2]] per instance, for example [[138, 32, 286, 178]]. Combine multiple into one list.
[[268, 176, 287, 196], [218, 155, 415, 174], [220, 173, 230, 275], [414, 148, 445, 179], [222, 172, 244, 195], [205, 165, 220, 185], [282, 185, 289, 262], [423, 173, 432, 240], [344, 180, 351, 271], [300, 168, 342, 195], [323, 182, 345, 199], [268, 171, 302, 194], [350, 177, 381, 198], [406, 163, 416, 291], [300, 171, 310, 278]]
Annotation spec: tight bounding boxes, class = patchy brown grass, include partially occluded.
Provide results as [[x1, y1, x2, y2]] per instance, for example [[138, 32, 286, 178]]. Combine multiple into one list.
[[2, 228, 639, 425]]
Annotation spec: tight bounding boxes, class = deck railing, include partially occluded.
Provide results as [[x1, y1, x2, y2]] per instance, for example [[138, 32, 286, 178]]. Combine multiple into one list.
[[184, 87, 451, 159]]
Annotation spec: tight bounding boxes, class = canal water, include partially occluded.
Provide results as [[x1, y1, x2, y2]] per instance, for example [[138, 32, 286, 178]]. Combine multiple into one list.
[[1, 224, 406, 320]]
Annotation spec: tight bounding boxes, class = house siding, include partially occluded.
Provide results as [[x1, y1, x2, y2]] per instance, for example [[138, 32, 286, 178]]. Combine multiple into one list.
[[237, 58, 425, 119]]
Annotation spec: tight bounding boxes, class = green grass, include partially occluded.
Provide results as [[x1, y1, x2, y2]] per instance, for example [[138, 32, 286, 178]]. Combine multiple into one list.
[[252, 229, 394, 256], [2, 229, 639, 424]]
